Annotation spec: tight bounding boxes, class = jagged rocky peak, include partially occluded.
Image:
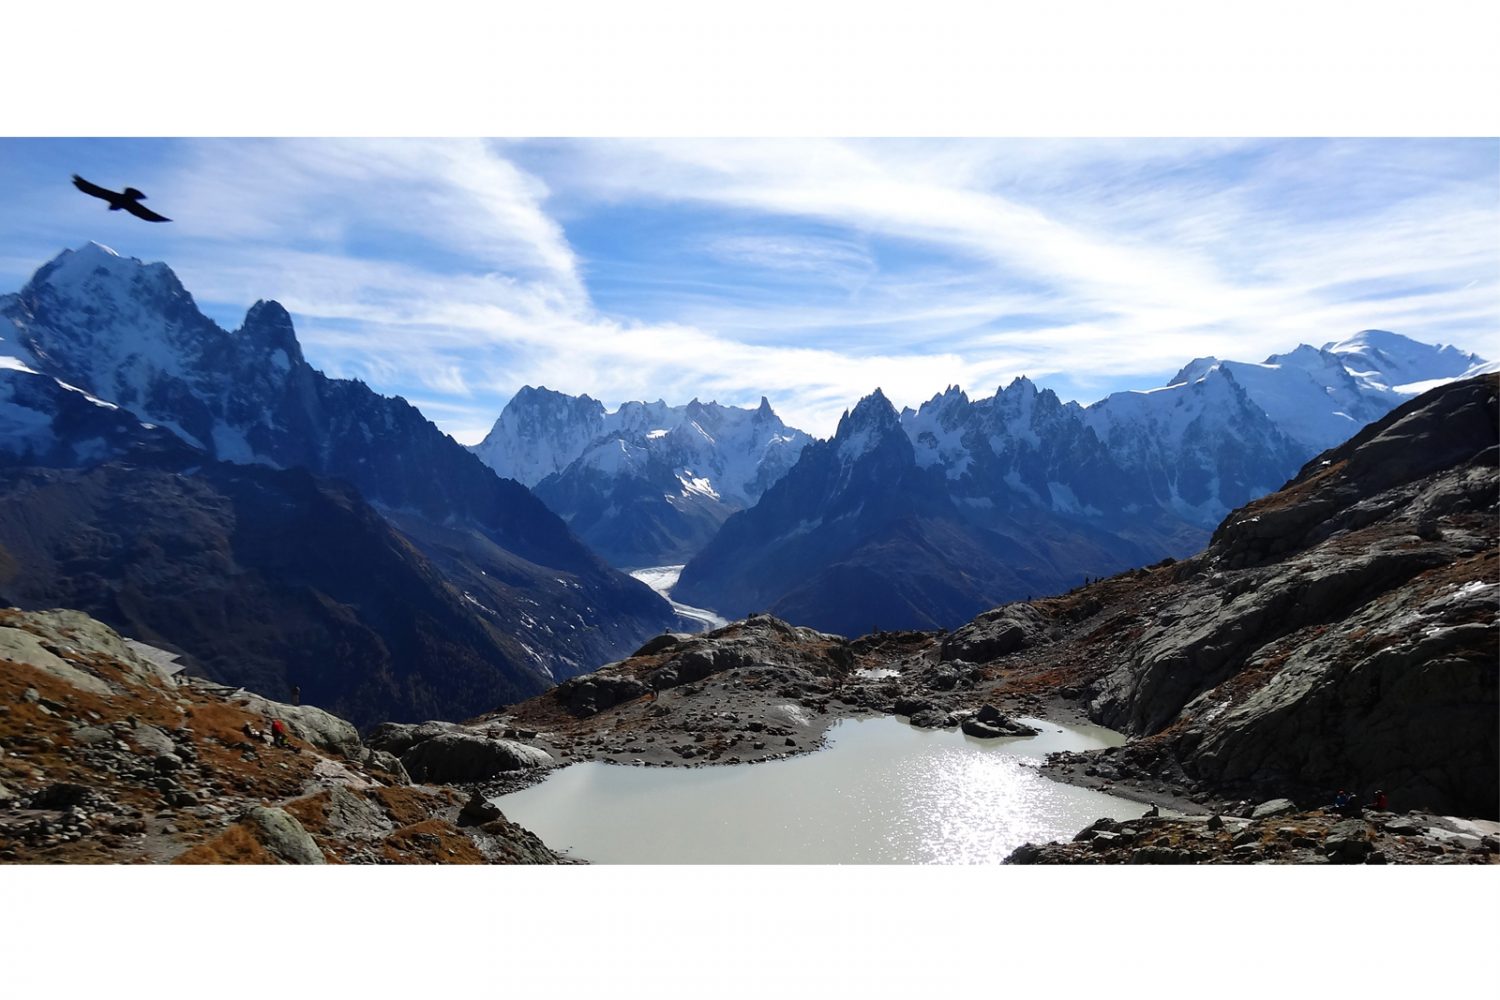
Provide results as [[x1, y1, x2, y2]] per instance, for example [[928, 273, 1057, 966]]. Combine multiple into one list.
[[838, 387, 898, 429], [509, 384, 608, 424], [470, 385, 608, 485], [830, 389, 918, 481], [994, 374, 1068, 417], [239, 299, 306, 368], [835, 388, 903, 451]]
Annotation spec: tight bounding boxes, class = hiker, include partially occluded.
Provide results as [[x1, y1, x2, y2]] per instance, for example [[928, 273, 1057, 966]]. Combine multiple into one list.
[[291, 684, 301, 706], [1373, 789, 1389, 811], [1332, 789, 1349, 810], [271, 718, 288, 748]]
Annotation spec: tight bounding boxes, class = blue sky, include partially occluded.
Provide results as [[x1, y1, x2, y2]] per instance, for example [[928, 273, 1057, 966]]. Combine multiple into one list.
[[1, 137, 1495, 441]]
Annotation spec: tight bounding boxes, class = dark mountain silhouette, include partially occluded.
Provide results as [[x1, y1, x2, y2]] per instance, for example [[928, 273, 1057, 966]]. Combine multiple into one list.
[[0, 246, 676, 720]]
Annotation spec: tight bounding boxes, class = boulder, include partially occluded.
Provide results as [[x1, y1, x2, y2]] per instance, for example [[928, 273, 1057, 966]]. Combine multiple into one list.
[[399, 733, 553, 783], [1005, 843, 1044, 864], [961, 716, 1040, 739], [362, 748, 411, 784], [940, 604, 1047, 663], [893, 696, 934, 717], [130, 725, 178, 757], [242, 806, 325, 864], [1324, 819, 1374, 863], [922, 666, 961, 691], [908, 708, 953, 729], [28, 782, 107, 811], [1250, 798, 1298, 820], [459, 788, 504, 826], [553, 673, 648, 718], [364, 720, 462, 756], [1073, 817, 1121, 842], [229, 693, 363, 758]]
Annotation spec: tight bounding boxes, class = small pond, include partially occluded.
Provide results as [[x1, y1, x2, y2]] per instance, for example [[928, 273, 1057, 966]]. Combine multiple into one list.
[[494, 714, 1147, 864]]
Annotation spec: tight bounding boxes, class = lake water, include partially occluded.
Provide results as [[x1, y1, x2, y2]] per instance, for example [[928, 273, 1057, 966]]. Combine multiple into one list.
[[629, 564, 729, 632], [494, 714, 1147, 864]]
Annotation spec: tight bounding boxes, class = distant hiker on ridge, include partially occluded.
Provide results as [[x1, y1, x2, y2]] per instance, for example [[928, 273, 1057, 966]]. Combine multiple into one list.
[[71, 174, 173, 222]]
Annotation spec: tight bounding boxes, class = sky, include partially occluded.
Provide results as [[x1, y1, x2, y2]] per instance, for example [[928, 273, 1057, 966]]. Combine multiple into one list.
[[0, 137, 1495, 442]]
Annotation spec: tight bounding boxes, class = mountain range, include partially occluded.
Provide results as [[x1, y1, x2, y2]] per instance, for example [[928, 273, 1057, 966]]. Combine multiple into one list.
[[0, 244, 674, 725], [673, 331, 1490, 634], [1, 243, 1489, 706], [470, 388, 811, 566]]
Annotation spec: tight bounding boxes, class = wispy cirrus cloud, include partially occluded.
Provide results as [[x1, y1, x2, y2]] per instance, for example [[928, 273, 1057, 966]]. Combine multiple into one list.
[[0, 137, 1494, 441]]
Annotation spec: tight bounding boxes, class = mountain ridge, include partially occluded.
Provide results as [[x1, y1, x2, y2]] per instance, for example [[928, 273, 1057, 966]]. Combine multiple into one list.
[[0, 245, 676, 721]]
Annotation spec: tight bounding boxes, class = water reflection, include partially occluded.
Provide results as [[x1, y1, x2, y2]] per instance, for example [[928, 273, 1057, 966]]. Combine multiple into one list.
[[496, 715, 1146, 864]]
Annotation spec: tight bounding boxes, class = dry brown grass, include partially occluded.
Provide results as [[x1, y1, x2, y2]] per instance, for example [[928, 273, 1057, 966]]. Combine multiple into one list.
[[173, 822, 279, 865], [371, 785, 451, 827], [381, 818, 485, 864]]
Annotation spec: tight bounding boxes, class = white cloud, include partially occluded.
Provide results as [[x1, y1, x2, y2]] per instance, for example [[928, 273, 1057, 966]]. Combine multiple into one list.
[[11, 138, 1492, 440]]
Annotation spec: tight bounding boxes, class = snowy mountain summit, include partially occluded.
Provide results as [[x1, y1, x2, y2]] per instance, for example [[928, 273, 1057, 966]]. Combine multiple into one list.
[[471, 386, 811, 566]]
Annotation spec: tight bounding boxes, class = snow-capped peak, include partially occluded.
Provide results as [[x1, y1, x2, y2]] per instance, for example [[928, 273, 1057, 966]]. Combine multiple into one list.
[[1323, 329, 1486, 392], [1168, 357, 1221, 386]]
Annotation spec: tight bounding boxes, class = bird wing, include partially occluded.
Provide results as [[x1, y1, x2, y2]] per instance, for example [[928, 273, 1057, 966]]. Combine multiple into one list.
[[123, 201, 172, 223], [72, 174, 115, 201]]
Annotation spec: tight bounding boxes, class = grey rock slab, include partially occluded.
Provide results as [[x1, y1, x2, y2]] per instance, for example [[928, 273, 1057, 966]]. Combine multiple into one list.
[[243, 806, 325, 865], [130, 725, 178, 757], [0, 627, 113, 697], [1250, 798, 1299, 820]]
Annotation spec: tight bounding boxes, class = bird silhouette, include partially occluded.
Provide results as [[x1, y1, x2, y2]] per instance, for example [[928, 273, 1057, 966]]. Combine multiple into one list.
[[72, 174, 172, 222]]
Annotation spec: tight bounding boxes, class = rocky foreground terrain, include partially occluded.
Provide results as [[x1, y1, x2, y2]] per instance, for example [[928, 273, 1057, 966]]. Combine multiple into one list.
[[0, 608, 562, 863]]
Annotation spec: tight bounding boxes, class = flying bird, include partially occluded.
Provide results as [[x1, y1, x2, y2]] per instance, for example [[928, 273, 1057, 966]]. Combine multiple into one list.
[[71, 174, 172, 222]]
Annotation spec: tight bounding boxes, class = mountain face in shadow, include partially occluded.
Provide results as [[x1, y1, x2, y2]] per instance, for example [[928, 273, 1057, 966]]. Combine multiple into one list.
[[0, 246, 675, 723]]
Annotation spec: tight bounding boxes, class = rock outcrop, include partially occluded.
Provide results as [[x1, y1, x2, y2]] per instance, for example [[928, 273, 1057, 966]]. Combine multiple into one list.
[[0, 607, 564, 864], [398, 734, 553, 784], [1005, 376, 1498, 819]]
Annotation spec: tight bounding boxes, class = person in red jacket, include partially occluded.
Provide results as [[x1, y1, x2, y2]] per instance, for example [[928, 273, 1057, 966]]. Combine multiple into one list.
[[270, 718, 288, 748], [1373, 789, 1389, 811]]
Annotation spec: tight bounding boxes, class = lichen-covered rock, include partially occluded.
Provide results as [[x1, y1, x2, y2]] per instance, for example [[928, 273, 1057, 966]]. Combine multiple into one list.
[[243, 806, 326, 865]]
